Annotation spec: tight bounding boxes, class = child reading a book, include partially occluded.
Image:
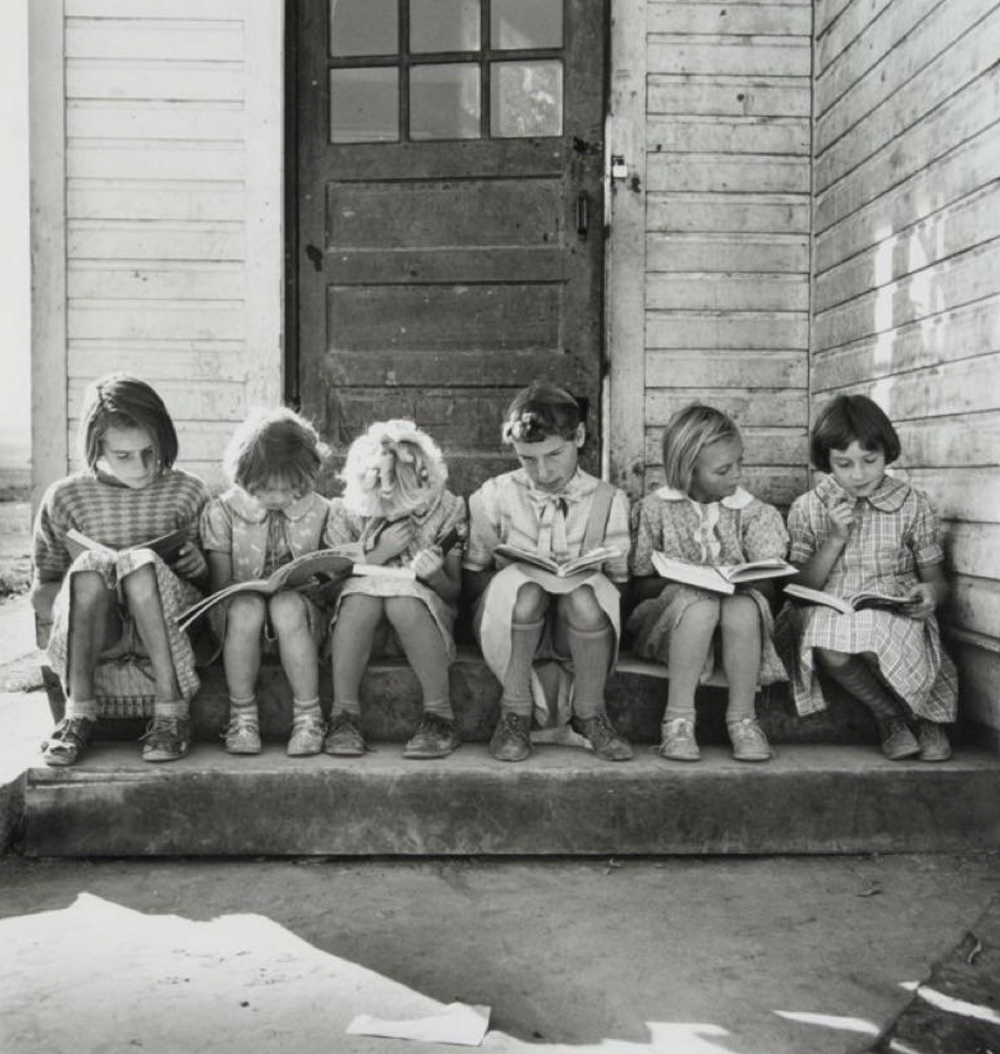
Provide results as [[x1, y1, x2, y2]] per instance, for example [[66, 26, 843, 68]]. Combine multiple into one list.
[[31, 373, 211, 765], [201, 407, 335, 756], [323, 420, 467, 759], [776, 394, 957, 761], [463, 383, 633, 763], [628, 404, 789, 762]]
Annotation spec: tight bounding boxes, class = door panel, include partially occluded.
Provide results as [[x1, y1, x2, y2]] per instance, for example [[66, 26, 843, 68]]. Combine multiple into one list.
[[294, 0, 607, 494]]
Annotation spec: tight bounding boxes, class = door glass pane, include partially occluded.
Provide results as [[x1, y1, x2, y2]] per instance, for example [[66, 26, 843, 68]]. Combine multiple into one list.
[[490, 61, 562, 138], [411, 64, 480, 139], [411, 0, 480, 53], [330, 68, 399, 143], [330, 0, 398, 56], [491, 0, 563, 49]]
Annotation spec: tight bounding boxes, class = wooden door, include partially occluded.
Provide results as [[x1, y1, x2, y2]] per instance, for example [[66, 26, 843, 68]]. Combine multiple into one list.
[[292, 0, 607, 493]]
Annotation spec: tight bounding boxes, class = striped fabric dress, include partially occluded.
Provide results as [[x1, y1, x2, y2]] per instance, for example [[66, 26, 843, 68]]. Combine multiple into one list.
[[775, 473, 958, 722], [33, 467, 211, 717]]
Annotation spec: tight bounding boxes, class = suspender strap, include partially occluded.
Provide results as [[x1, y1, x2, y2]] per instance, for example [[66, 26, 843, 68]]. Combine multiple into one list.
[[582, 481, 616, 553]]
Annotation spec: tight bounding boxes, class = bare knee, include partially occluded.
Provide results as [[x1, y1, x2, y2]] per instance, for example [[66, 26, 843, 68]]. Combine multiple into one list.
[[120, 562, 159, 607], [338, 593, 384, 627], [269, 591, 309, 635], [558, 585, 605, 629], [384, 595, 424, 627], [720, 594, 759, 635], [227, 594, 267, 636], [512, 582, 548, 623], [682, 597, 722, 632], [70, 569, 114, 613]]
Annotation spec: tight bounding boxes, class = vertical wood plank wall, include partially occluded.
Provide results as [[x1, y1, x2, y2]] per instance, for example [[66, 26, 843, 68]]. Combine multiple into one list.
[[59, 0, 281, 490], [642, 0, 813, 507], [813, 0, 1000, 734]]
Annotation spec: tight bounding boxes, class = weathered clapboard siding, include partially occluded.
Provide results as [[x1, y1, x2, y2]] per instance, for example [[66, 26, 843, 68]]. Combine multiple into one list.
[[643, 0, 811, 505], [43, 0, 283, 494], [814, 0, 1000, 733]]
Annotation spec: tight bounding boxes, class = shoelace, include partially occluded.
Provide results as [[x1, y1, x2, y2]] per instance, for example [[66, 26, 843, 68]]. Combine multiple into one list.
[[730, 719, 763, 743]]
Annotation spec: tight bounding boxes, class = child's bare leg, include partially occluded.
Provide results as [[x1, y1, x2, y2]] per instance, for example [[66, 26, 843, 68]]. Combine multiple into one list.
[[490, 581, 547, 762], [720, 594, 770, 761], [554, 586, 631, 760], [325, 594, 382, 756], [121, 564, 181, 705], [270, 591, 325, 756], [42, 570, 118, 766], [220, 594, 266, 754], [386, 596, 460, 759], [66, 570, 118, 715], [269, 591, 319, 702], [815, 646, 918, 759], [658, 598, 719, 761], [121, 564, 191, 762], [719, 594, 761, 723], [384, 597, 450, 717]]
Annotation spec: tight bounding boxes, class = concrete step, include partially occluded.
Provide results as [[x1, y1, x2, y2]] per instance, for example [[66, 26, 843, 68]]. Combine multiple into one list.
[[43, 652, 881, 747], [22, 742, 1000, 857]]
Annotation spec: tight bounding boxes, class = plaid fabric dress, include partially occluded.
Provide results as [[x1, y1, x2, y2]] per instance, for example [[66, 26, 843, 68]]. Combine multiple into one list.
[[626, 486, 790, 685], [774, 474, 958, 722], [34, 468, 211, 717]]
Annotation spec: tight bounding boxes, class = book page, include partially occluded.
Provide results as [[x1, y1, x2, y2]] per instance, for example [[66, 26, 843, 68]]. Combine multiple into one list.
[[650, 552, 734, 594]]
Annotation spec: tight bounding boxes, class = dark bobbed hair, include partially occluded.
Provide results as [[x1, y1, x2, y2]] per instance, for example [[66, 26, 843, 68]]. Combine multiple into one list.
[[224, 406, 329, 495], [810, 394, 900, 472], [501, 382, 582, 444], [660, 403, 741, 493], [80, 373, 178, 472]]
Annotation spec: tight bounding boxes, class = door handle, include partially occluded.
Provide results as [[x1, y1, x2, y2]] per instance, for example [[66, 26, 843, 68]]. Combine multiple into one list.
[[576, 191, 589, 239]]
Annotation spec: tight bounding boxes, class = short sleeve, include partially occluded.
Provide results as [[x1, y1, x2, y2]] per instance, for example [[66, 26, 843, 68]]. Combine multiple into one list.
[[600, 489, 631, 582], [741, 500, 789, 562], [199, 498, 234, 554], [786, 493, 818, 566], [910, 490, 944, 567], [462, 481, 501, 571], [628, 496, 660, 577]]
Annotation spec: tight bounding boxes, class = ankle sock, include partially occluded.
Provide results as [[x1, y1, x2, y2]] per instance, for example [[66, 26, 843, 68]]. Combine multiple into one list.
[[292, 696, 321, 722], [331, 700, 361, 719], [228, 694, 258, 724], [65, 698, 99, 721], [156, 698, 190, 720], [422, 697, 454, 721]]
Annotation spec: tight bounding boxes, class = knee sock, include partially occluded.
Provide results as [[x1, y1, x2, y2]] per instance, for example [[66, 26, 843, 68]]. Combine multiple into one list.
[[65, 697, 99, 721], [292, 696, 321, 723], [822, 656, 901, 725], [566, 621, 614, 720], [501, 618, 545, 718], [228, 693, 258, 724]]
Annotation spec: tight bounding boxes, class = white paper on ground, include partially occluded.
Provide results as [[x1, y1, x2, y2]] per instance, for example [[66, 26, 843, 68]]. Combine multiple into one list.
[[346, 1002, 491, 1046]]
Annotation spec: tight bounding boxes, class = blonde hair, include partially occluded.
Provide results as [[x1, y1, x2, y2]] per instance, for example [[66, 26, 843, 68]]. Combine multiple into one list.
[[224, 406, 328, 495], [340, 419, 448, 517], [661, 403, 741, 493]]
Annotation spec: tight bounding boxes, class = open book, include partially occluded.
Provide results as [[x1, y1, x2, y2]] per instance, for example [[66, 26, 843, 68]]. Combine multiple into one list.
[[783, 582, 919, 614], [176, 549, 414, 632], [66, 525, 193, 562], [651, 552, 797, 594], [494, 543, 622, 579]]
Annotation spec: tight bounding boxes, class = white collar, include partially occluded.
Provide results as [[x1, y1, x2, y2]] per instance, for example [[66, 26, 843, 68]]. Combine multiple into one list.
[[655, 485, 755, 510]]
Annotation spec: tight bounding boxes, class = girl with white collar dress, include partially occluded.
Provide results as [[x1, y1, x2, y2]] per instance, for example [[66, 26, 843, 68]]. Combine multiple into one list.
[[628, 404, 789, 762]]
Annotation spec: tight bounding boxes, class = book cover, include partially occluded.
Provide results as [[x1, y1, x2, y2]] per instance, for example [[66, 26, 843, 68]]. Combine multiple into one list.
[[494, 543, 622, 579], [66, 525, 193, 562], [175, 550, 415, 632], [783, 582, 917, 614]]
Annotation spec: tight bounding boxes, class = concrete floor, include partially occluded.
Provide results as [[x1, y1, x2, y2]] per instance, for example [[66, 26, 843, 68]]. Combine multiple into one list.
[[1, 851, 999, 1053]]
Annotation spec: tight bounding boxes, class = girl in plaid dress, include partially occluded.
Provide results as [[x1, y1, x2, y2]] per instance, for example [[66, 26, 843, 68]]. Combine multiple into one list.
[[628, 404, 789, 763], [201, 408, 335, 757], [323, 420, 467, 760], [31, 374, 211, 766], [777, 395, 957, 761]]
